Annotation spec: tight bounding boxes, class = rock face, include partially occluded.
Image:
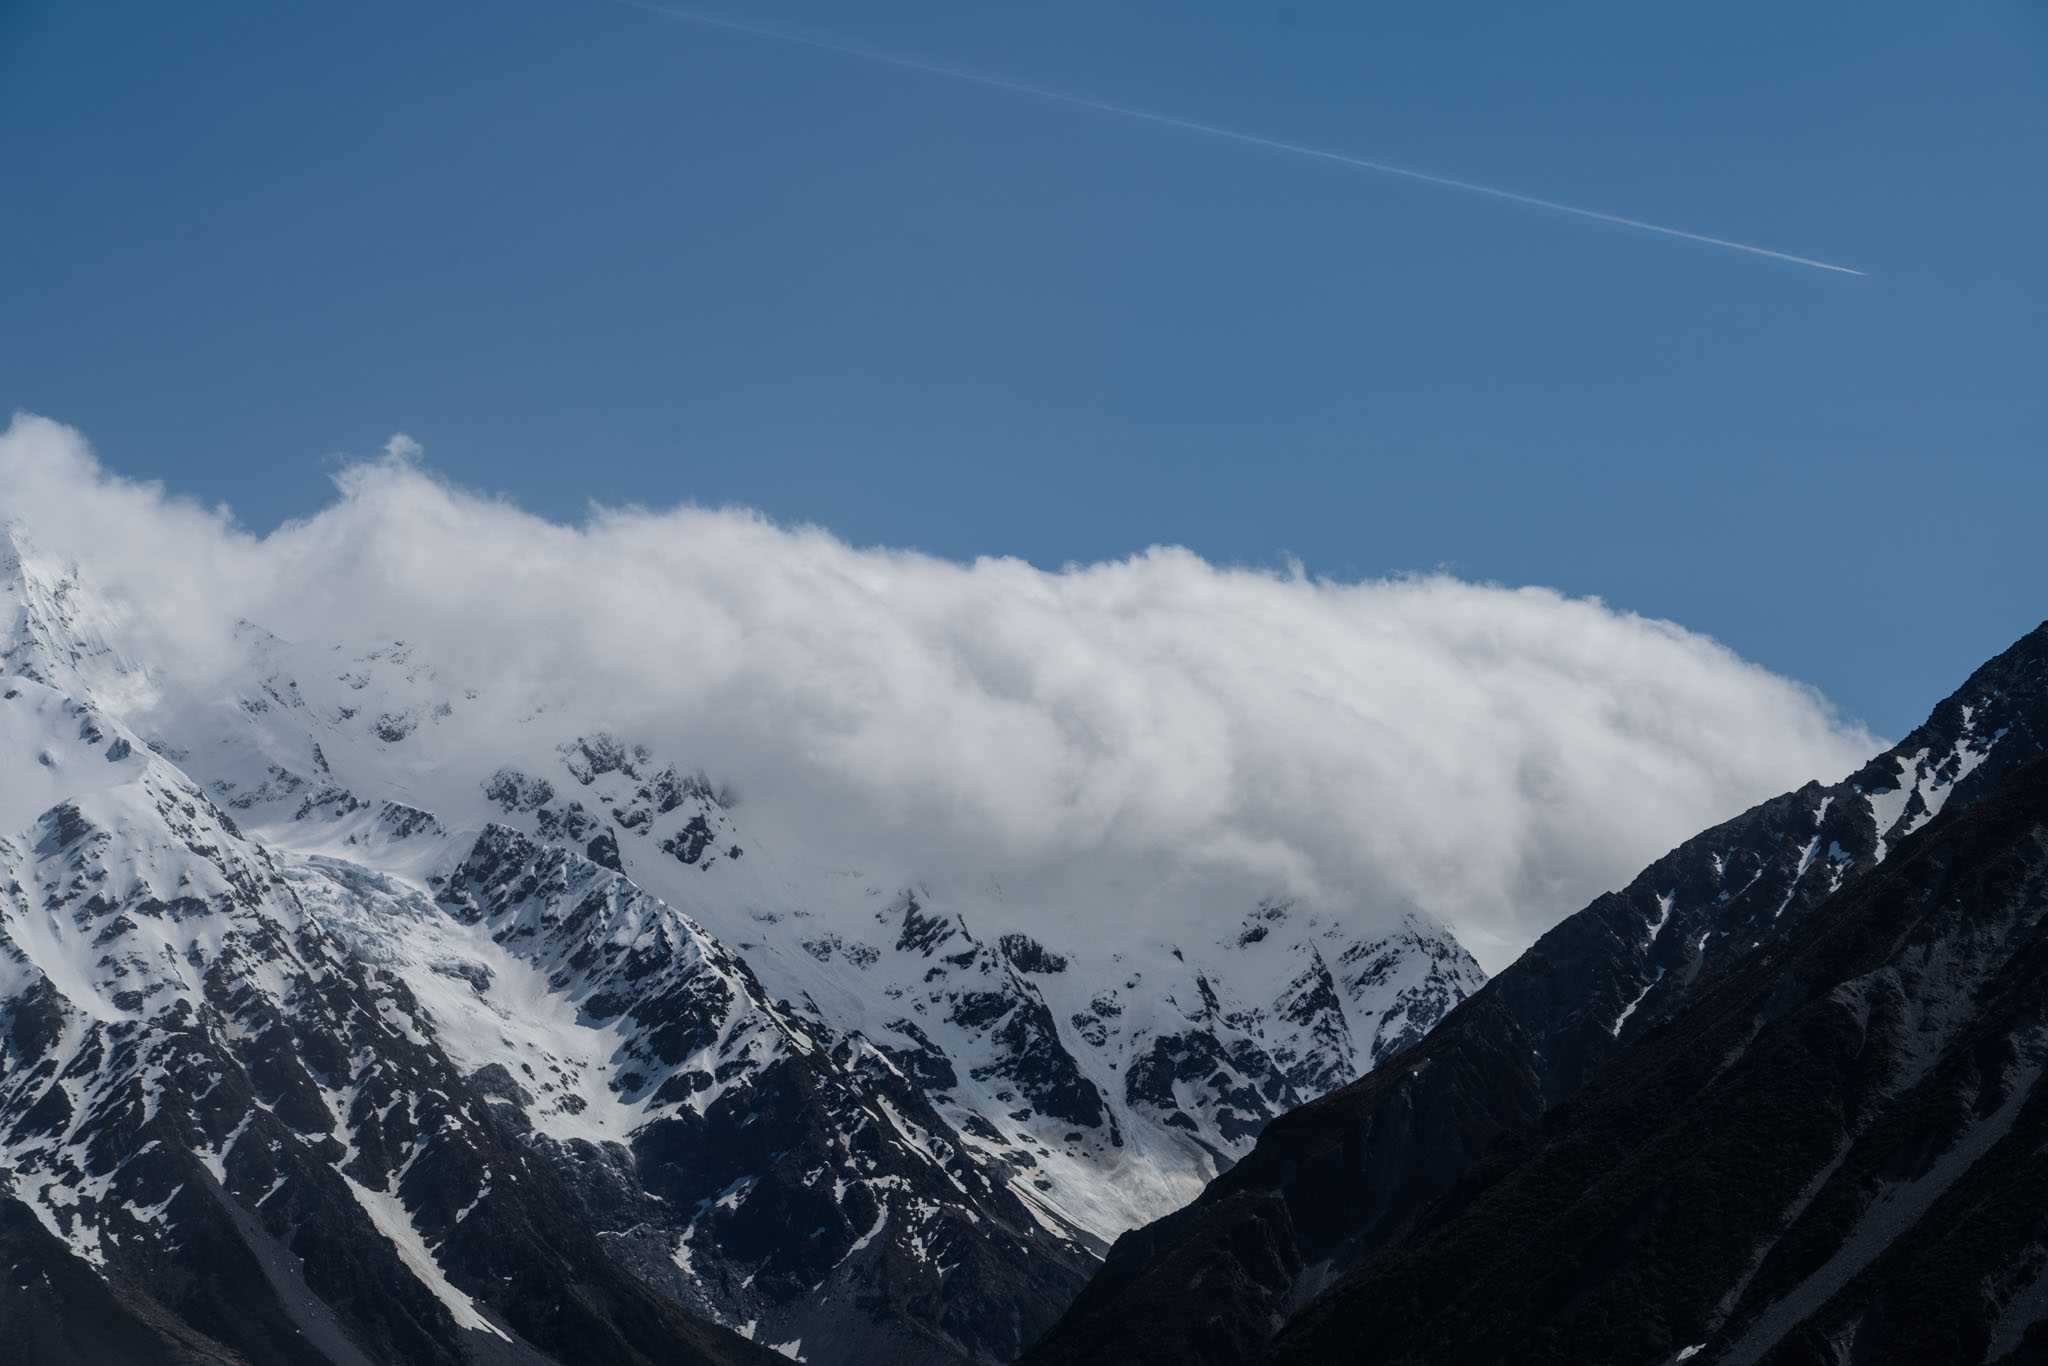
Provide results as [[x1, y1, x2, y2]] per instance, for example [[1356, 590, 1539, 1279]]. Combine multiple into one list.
[[1271, 751, 2048, 1366], [0, 524, 1486, 1363], [1024, 621, 2048, 1366]]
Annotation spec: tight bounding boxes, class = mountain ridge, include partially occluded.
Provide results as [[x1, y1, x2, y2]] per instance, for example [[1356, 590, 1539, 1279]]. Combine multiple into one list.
[[1, 522, 1484, 1362], [1023, 619, 2048, 1365], [1269, 747, 2048, 1364]]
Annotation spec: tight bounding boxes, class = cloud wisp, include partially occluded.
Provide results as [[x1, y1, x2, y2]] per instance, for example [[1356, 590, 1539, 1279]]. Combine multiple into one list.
[[609, 0, 1868, 277], [0, 414, 1880, 969]]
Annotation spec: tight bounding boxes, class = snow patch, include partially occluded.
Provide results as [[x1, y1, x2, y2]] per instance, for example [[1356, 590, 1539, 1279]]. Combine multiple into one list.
[[341, 1174, 510, 1342], [1611, 973, 1659, 1037]]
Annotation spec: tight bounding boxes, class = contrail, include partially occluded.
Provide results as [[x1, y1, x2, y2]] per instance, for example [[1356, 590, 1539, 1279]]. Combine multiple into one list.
[[604, 0, 1866, 277]]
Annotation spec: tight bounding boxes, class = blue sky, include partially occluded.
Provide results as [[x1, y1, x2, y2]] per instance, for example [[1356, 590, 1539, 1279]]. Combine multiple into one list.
[[3, 0, 2042, 738]]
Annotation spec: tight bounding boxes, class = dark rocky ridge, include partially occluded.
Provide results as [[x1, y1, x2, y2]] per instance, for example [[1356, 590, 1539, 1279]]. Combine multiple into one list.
[[1271, 750, 2048, 1364], [1024, 621, 2048, 1365], [0, 1195, 253, 1366]]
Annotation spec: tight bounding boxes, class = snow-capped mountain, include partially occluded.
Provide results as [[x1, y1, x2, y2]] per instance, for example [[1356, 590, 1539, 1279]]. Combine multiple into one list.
[[171, 612, 1481, 1238], [1026, 618, 2048, 1365], [0, 673, 775, 1366], [0, 525, 1484, 1364]]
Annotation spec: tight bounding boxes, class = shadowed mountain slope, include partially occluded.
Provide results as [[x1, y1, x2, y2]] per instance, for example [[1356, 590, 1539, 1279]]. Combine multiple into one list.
[[1273, 750, 2048, 1365], [1025, 622, 2048, 1366]]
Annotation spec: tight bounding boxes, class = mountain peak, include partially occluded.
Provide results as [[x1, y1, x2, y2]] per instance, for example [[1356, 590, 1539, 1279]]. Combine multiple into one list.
[[0, 519, 42, 582], [0, 526, 152, 707]]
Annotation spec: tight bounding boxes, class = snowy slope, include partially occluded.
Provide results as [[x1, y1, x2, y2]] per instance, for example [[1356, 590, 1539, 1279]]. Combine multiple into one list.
[[101, 569, 1485, 1242], [0, 673, 773, 1365], [0, 525, 1484, 1363]]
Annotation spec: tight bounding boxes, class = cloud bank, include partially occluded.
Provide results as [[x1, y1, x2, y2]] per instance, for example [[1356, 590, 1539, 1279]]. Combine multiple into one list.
[[0, 413, 1881, 969]]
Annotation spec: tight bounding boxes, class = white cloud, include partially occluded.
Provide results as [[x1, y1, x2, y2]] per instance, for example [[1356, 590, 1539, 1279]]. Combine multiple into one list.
[[0, 413, 1881, 969]]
